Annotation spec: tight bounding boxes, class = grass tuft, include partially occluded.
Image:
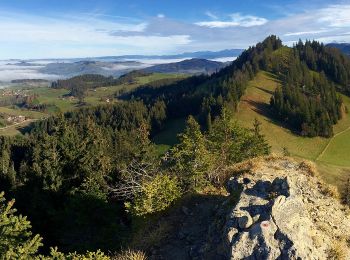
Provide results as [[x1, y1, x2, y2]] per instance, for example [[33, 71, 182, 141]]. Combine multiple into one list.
[[112, 249, 147, 260], [327, 240, 348, 260]]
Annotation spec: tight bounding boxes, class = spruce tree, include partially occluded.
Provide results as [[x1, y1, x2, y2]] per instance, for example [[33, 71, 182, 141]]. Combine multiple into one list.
[[169, 116, 211, 190], [0, 192, 42, 259]]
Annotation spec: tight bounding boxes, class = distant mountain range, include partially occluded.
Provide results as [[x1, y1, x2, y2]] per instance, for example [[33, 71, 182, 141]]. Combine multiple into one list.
[[5, 49, 242, 63], [93, 49, 243, 61], [0, 49, 243, 82], [326, 43, 350, 55], [38, 60, 145, 78], [37, 58, 231, 78], [141, 58, 229, 74]]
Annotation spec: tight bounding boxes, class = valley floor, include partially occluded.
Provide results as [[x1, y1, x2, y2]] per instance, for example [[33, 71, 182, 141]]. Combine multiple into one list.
[[0, 73, 185, 136]]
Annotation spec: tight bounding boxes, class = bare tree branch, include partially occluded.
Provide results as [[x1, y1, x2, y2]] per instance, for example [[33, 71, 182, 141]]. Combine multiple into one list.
[[108, 159, 155, 200]]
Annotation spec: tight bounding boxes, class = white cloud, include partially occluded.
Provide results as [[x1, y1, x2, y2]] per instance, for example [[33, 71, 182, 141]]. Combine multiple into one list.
[[205, 11, 218, 20], [0, 12, 148, 44], [196, 13, 268, 28], [230, 13, 268, 27], [317, 5, 350, 27], [284, 30, 328, 37], [157, 14, 165, 18], [195, 21, 240, 28]]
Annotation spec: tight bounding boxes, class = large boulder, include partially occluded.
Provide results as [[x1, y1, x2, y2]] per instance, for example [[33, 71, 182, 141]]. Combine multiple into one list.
[[224, 157, 350, 260]]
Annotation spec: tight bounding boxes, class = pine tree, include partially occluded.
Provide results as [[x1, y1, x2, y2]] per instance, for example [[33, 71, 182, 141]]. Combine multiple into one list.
[[251, 118, 271, 156], [206, 112, 212, 132], [208, 110, 270, 174], [169, 116, 211, 190], [0, 192, 43, 259]]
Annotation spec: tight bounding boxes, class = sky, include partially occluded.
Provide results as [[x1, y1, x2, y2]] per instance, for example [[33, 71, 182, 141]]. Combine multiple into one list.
[[1, 0, 350, 59]]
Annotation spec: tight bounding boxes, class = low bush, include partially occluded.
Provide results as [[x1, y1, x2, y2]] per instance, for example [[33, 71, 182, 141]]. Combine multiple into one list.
[[125, 174, 182, 216]]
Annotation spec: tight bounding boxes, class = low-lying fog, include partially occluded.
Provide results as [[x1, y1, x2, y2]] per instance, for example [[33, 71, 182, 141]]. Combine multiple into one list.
[[0, 56, 237, 88]]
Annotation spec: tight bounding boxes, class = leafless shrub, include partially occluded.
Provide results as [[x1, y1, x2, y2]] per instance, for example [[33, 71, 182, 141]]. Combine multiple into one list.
[[108, 160, 155, 200]]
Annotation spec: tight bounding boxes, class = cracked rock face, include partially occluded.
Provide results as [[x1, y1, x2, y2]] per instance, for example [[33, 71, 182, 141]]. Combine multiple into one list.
[[225, 158, 350, 260]]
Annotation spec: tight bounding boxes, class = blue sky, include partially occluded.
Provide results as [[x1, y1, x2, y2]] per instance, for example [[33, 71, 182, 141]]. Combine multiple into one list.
[[1, 0, 350, 59]]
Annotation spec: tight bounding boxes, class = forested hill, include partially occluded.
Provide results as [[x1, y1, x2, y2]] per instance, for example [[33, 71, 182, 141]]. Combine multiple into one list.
[[141, 58, 227, 74], [51, 74, 119, 100], [122, 36, 283, 124], [326, 43, 350, 56], [125, 36, 350, 137]]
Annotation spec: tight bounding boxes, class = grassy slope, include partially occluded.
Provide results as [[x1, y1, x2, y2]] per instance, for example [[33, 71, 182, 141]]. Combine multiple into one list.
[[31, 87, 75, 112], [316, 93, 350, 167], [235, 71, 328, 160], [152, 117, 187, 155], [317, 128, 350, 167], [234, 71, 350, 189], [0, 120, 36, 136], [14, 73, 187, 114], [153, 118, 187, 143], [0, 106, 46, 119], [84, 73, 186, 105]]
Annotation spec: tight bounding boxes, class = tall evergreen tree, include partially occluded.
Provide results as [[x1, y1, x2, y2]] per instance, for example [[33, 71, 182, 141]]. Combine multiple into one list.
[[169, 116, 212, 190], [0, 192, 42, 259]]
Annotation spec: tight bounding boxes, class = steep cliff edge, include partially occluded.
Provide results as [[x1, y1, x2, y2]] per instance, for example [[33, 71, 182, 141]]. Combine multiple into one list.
[[225, 158, 350, 259]]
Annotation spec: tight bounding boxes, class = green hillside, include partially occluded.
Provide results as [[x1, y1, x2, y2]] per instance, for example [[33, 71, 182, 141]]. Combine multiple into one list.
[[234, 71, 328, 160], [318, 127, 350, 167], [234, 71, 350, 189]]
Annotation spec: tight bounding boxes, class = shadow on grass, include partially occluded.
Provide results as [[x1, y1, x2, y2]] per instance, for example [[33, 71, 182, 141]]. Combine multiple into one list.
[[263, 71, 283, 83], [254, 86, 274, 95], [152, 117, 187, 146], [244, 99, 301, 136], [18, 121, 36, 135]]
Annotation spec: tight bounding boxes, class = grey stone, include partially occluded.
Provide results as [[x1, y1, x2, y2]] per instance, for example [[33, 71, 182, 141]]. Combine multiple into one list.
[[223, 158, 350, 260]]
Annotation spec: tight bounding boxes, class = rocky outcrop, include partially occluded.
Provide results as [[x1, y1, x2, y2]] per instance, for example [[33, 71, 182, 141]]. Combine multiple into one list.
[[224, 158, 350, 260]]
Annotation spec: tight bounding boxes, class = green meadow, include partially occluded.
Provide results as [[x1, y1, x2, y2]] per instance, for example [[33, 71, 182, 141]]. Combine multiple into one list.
[[233, 71, 350, 189]]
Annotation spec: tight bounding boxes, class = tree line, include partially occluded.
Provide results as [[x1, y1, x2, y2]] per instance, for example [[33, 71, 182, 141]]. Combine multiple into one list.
[[51, 74, 119, 101], [270, 40, 345, 137]]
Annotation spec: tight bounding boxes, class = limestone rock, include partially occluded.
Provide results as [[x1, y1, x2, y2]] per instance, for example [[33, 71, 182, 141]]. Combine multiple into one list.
[[224, 158, 350, 260]]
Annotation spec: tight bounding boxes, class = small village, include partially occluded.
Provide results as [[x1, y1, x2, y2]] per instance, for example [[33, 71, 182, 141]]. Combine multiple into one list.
[[0, 88, 30, 98], [5, 114, 26, 124]]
